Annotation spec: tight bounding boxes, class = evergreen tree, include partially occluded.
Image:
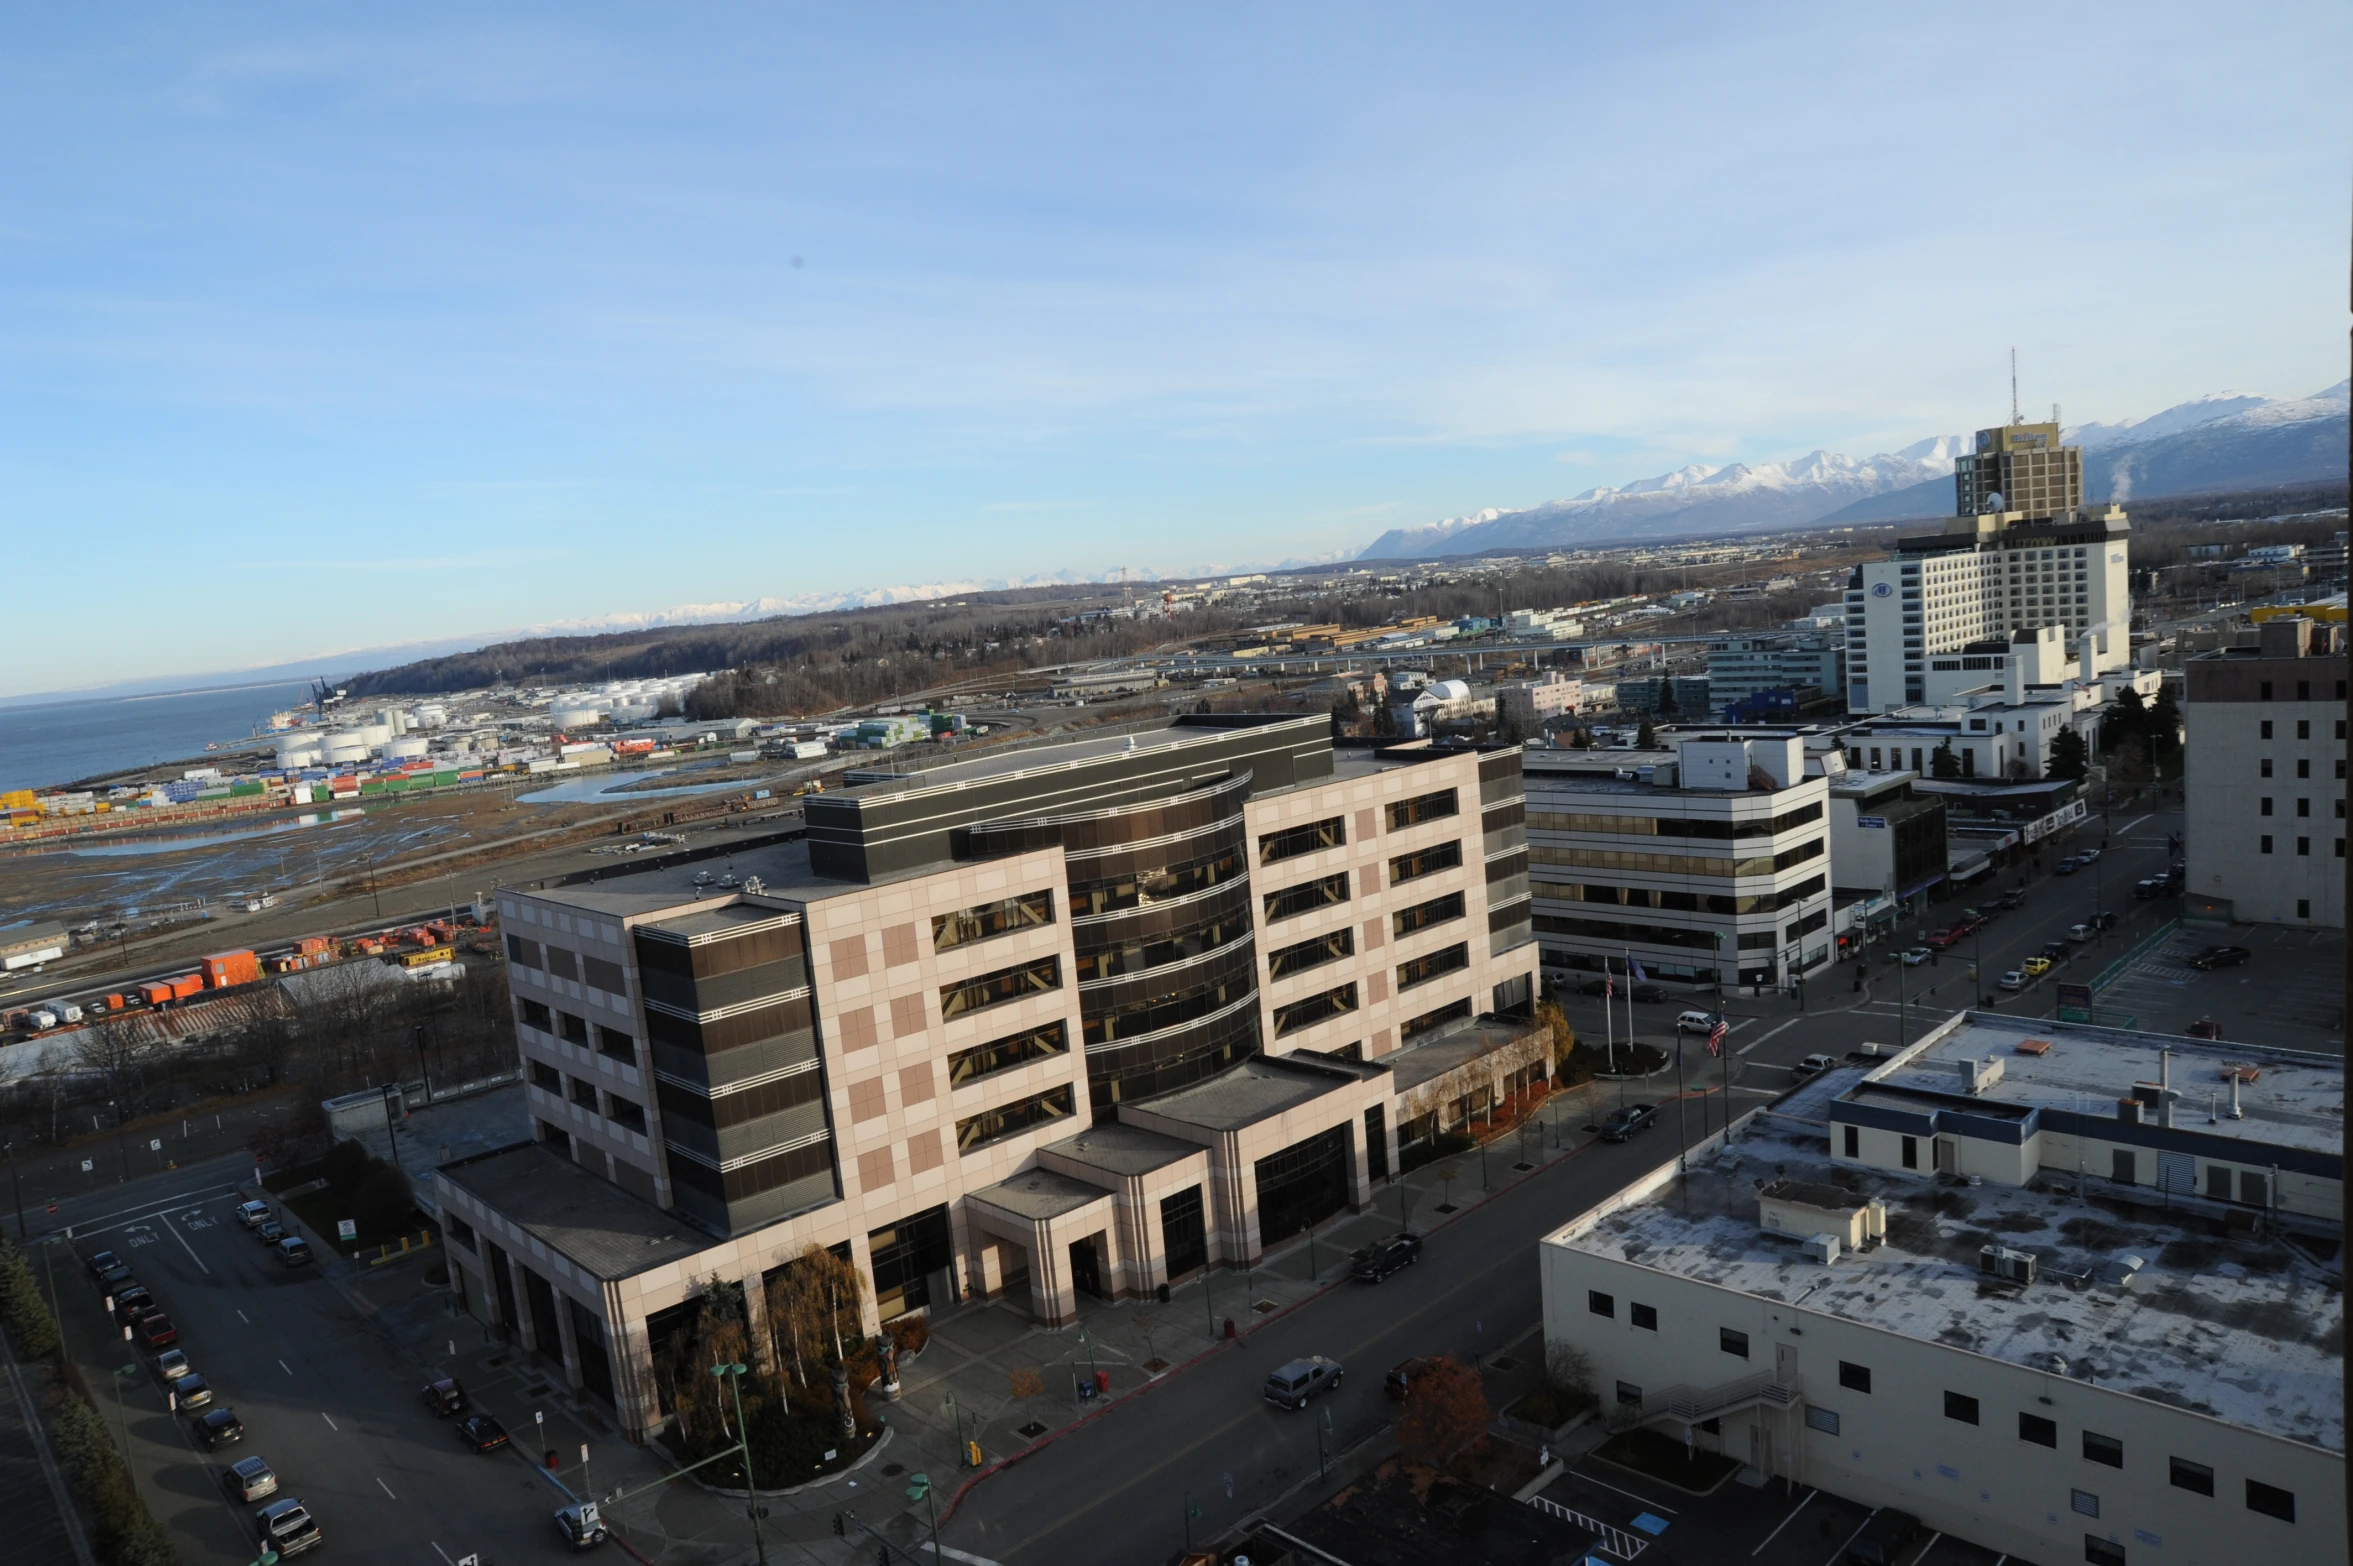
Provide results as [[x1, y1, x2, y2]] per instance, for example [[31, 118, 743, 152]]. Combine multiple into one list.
[[1635, 720, 1656, 748], [2047, 727, 2090, 781], [1654, 678, 1678, 716], [1930, 738, 1962, 778]]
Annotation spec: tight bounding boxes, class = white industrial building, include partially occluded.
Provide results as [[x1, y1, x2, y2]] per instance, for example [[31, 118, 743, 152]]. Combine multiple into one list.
[[2183, 616, 2347, 928], [1542, 1013, 2344, 1566]]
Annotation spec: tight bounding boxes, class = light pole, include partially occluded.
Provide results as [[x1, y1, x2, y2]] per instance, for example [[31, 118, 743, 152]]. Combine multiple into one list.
[[709, 1362, 767, 1565], [1076, 1327, 1098, 1399], [907, 1472, 940, 1562], [110, 1363, 138, 1458]]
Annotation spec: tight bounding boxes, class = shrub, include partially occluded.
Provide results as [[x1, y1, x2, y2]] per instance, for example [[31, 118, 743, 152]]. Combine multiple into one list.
[[0, 1237, 62, 1360], [322, 1137, 375, 1196], [1395, 1354, 1489, 1472], [50, 1383, 174, 1566], [887, 1316, 930, 1357], [351, 1162, 416, 1235]]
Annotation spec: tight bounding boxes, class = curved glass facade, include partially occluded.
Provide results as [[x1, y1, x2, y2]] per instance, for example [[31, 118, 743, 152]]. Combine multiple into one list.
[[973, 772, 1263, 1120]]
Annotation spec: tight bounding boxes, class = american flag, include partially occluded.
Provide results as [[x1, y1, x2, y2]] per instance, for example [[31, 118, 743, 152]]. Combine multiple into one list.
[[1603, 974, 1614, 1000], [1707, 1016, 1729, 1057]]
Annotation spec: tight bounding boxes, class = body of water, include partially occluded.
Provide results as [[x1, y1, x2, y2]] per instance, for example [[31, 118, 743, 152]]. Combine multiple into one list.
[[0, 680, 319, 795], [518, 769, 749, 805]]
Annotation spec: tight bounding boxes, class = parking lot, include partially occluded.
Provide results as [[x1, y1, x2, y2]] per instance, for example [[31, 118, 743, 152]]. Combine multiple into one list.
[[2098, 923, 2343, 1051]]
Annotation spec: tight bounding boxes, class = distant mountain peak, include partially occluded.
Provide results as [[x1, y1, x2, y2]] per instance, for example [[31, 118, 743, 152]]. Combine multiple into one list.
[[1360, 385, 2348, 560]]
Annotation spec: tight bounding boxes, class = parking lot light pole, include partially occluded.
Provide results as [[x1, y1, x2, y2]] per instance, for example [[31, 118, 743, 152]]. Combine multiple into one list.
[[710, 1362, 767, 1566], [110, 1364, 138, 1458]]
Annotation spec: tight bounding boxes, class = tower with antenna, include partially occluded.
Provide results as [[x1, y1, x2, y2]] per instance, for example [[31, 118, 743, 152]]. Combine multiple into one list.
[[2010, 346, 2021, 425]]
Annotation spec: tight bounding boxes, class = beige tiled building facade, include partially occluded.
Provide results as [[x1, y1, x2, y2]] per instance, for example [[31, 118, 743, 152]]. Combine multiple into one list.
[[437, 716, 1541, 1440]]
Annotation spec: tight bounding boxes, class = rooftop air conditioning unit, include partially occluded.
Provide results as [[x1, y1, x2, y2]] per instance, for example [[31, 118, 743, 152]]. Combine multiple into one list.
[[1978, 1244, 2037, 1285], [1803, 1233, 1841, 1265]]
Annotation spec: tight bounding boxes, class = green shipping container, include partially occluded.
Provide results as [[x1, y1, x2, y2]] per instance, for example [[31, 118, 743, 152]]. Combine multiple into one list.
[[359, 781, 386, 795], [383, 777, 410, 792], [229, 781, 264, 796], [431, 771, 458, 786]]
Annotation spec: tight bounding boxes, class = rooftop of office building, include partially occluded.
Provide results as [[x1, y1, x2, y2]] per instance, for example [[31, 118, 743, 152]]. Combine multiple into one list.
[[1549, 1071, 2344, 1451], [1858, 1016, 2343, 1160]]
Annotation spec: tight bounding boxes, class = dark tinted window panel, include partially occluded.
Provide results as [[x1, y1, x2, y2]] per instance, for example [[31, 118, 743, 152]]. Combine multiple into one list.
[[544, 947, 579, 981], [1390, 840, 1464, 886], [1075, 914, 1253, 983], [1264, 872, 1350, 922], [1271, 982, 1359, 1038], [1084, 969, 1256, 1046], [1267, 927, 1353, 980], [1401, 997, 1471, 1040], [948, 1021, 1071, 1086], [506, 935, 542, 968], [1259, 816, 1346, 865], [1069, 846, 1245, 918], [1386, 789, 1459, 831], [583, 955, 627, 994], [933, 890, 1055, 952], [1397, 942, 1469, 991], [1393, 892, 1466, 939], [955, 1085, 1077, 1152], [940, 956, 1062, 1020]]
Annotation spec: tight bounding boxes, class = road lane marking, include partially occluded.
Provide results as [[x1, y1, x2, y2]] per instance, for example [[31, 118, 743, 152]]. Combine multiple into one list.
[[237, 1310, 249, 1324], [1825, 1509, 1879, 1566], [1737, 1018, 1805, 1055], [163, 1209, 212, 1276], [2119, 814, 2151, 833], [279, 1360, 293, 1375], [377, 1477, 396, 1499], [321, 1412, 338, 1431], [1751, 1488, 1815, 1554], [1569, 1468, 1680, 1512], [433, 1548, 455, 1566], [64, 1186, 241, 1237]]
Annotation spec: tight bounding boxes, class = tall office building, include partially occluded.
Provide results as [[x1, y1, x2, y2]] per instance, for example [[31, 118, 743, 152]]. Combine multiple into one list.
[[435, 716, 1544, 1441], [1846, 417, 2129, 713], [1954, 419, 2081, 518]]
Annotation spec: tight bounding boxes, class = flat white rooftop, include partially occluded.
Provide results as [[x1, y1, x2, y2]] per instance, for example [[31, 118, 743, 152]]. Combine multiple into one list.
[[1556, 1096, 2343, 1451], [1882, 1015, 2343, 1158]]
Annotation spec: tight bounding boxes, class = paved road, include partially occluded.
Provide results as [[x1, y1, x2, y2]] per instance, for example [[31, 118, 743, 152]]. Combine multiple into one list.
[[40, 1153, 583, 1566]]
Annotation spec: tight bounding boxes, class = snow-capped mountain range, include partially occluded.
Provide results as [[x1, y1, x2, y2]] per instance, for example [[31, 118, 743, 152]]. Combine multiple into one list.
[[1360, 381, 2349, 559]]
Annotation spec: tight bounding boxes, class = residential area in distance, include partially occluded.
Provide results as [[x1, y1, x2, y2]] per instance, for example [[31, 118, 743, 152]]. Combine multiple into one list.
[[0, 406, 2341, 1566]]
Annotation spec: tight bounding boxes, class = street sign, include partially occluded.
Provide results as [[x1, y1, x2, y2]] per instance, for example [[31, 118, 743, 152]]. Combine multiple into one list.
[[148, 1139, 162, 1152], [80, 1160, 92, 1173], [337, 1219, 357, 1241]]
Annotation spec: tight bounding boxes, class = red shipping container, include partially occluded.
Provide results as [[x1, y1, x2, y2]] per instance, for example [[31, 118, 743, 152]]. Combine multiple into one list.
[[138, 981, 175, 1006]]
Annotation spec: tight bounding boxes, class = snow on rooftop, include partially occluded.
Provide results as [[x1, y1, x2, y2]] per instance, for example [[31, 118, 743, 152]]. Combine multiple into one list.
[[1555, 1118, 2343, 1451], [1886, 1015, 2343, 1157]]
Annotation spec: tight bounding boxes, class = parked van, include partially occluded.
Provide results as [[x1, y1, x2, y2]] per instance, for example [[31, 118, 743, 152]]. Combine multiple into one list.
[[276, 1236, 312, 1268]]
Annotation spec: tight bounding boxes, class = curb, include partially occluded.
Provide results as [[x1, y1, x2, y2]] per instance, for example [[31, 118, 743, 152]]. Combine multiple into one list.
[[682, 1423, 896, 1499]]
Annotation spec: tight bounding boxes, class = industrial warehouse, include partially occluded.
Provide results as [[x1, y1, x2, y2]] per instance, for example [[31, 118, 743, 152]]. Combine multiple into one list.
[[1540, 1014, 2344, 1566], [434, 714, 1545, 1441]]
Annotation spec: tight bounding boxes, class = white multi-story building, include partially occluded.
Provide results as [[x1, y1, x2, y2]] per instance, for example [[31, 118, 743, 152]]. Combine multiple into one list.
[[1846, 422, 2131, 715], [2183, 616, 2348, 927], [1523, 733, 1832, 993], [1542, 1014, 2344, 1566], [1707, 633, 1842, 714]]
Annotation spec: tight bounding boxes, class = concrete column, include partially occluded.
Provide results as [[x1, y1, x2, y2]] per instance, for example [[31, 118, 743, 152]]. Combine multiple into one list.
[[845, 1232, 883, 1340], [552, 1288, 584, 1391], [741, 1274, 775, 1373], [1025, 1223, 1072, 1328]]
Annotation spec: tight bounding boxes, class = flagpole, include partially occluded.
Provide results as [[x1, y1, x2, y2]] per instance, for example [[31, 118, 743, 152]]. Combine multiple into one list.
[[1604, 963, 1616, 1071]]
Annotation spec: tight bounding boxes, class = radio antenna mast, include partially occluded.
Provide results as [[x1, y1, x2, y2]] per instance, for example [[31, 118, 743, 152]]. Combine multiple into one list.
[[2010, 348, 2020, 425]]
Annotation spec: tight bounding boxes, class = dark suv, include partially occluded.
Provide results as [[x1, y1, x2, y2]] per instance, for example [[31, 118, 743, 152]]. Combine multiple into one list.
[[2188, 945, 2251, 970], [1263, 1357, 1343, 1410], [1598, 1104, 1658, 1142], [1348, 1233, 1423, 1283], [1844, 1507, 1920, 1565]]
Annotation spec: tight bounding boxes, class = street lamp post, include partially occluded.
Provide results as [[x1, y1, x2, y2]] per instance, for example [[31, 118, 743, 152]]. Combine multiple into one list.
[[709, 1362, 767, 1566], [1077, 1327, 1098, 1398], [110, 1363, 138, 1458]]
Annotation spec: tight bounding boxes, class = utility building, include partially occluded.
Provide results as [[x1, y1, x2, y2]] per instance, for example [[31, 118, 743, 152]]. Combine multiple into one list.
[[1542, 1014, 2343, 1566], [437, 716, 1542, 1442]]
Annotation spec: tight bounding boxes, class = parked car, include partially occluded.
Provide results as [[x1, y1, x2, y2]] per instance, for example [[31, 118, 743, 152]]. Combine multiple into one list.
[[1385, 1355, 1447, 1402], [2067, 922, 2095, 942], [2134, 877, 2170, 900], [2022, 957, 2053, 979], [1844, 1508, 1922, 1566], [1787, 1053, 1835, 1082], [423, 1377, 468, 1416], [1897, 947, 1931, 966], [2088, 910, 2119, 931], [1575, 977, 1611, 997], [1263, 1356, 1344, 1411], [170, 1372, 215, 1410], [1998, 969, 2026, 991], [2040, 938, 2074, 957], [2076, 846, 2102, 865], [1348, 1233, 1423, 1283], [1628, 983, 1669, 1004], [2054, 856, 2081, 875], [136, 1313, 179, 1350], [2184, 1018, 2223, 1040], [254, 1498, 323, 1558], [153, 1350, 193, 1382], [254, 1220, 286, 1245], [456, 1413, 510, 1452], [223, 1455, 279, 1503], [1992, 889, 2027, 910], [1598, 1104, 1658, 1142], [83, 1249, 122, 1280], [236, 1200, 272, 1228], [190, 1407, 245, 1449], [2188, 945, 2252, 970], [276, 1236, 313, 1267], [1923, 928, 1964, 950], [554, 1501, 609, 1552], [1674, 1009, 1718, 1035], [112, 1287, 158, 1325], [94, 1263, 138, 1293]]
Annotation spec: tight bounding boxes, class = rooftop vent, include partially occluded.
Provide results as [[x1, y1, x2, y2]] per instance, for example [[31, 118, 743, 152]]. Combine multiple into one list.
[[1956, 1056, 2005, 1094], [1803, 1233, 1841, 1265], [1979, 1245, 2037, 1285], [2015, 1038, 2053, 1057], [2096, 1254, 2146, 1290]]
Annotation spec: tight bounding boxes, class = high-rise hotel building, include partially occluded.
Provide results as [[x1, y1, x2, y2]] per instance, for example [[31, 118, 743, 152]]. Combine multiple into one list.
[[1846, 420, 2130, 714], [435, 716, 1544, 1440]]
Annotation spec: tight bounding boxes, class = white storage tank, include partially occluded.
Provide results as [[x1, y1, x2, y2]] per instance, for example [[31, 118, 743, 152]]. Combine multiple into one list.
[[275, 738, 324, 768], [386, 736, 430, 761], [322, 734, 371, 764], [355, 721, 393, 750], [552, 704, 604, 729]]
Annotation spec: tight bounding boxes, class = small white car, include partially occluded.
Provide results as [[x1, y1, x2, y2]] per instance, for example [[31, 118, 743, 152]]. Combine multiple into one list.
[[236, 1200, 271, 1229], [1675, 1009, 1719, 1035], [1998, 969, 2026, 991], [1788, 1053, 1835, 1082], [1898, 948, 1932, 966]]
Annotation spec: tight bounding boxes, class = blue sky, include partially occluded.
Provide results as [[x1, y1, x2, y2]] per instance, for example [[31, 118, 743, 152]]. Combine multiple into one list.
[[3, 3, 2346, 697]]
